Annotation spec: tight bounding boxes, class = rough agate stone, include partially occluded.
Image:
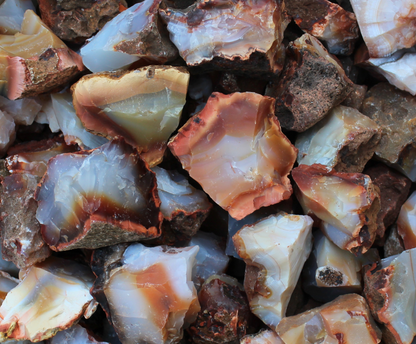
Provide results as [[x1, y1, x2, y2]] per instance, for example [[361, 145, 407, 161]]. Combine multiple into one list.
[[361, 83, 416, 181], [296, 105, 381, 173], [350, 0, 416, 58], [233, 212, 313, 327], [0, 272, 18, 306], [80, 0, 177, 72], [72, 66, 189, 167], [0, 257, 97, 342], [241, 330, 284, 344], [292, 164, 380, 254], [39, 0, 127, 44], [267, 34, 353, 132], [0, 0, 35, 35], [47, 324, 109, 344], [160, 0, 288, 78], [0, 110, 15, 156], [0, 95, 41, 126], [169, 92, 297, 220], [364, 248, 416, 344], [35, 138, 162, 251], [286, 0, 359, 55], [397, 191, 416, 250], [91, 244, 200, 344], [275, 294, 381, 344], [0, 10, 84, 100]]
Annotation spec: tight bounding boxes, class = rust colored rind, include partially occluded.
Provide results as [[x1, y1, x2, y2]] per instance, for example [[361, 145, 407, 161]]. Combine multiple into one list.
[[39, 0, 127, 44], [268, 34, 353, 132], [7, 48, 84, 100], [0, 173, 51, 269], [364, 163, 411, 240], [292, 164, 380, 254], [168, 92, 297, 220]]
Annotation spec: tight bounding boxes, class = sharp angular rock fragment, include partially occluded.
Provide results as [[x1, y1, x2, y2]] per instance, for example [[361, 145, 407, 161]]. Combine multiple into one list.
[[397, 191, 416, 250], [0, 173, 51, 269], [0, 0, 35, 35], [91, 243, 200, 344], [152, 167, 212, 246], [160, 0, 288, 78], [361, 83, 416, 181], [39, 0, 127, 44], [35, 138, 162, 251], [46, 324, 109, 344], [34, 95, 60, 133], [292, 164, 381, 254], [296, 105, 381, 173], [286, 0, 359, 55], [350, 0, 416, 58], [188, 231, 229, 289], [365, 163, 411, 241], [188, 275, 250, 344], [241, 330, 284, 344], [0, 96, 41, 126], [0, 10, 84, 100], [5, 136, 76, 177], [0, 111, 15, 157], [276, 294, 381, 344], [0, 257, 97, 342], [266, 34, 353, 132], [169, 92, 297, 220], [80, 0, 177, 72], [233, 212, 313, 327], [72, 66, 189, 167], [0, 272, 18, 306], [364, 248, 416, 344]]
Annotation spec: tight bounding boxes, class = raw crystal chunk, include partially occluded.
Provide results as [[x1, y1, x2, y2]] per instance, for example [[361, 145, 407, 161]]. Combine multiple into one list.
[[0, 272, 18, 306], [188, 232, 229, 289], [286, 0, 359, 55], [0, 257, 97, 342], [233, 212, 313, 327], [276, 294, 381, 344], [152, 167, 211, 246], [0, 10, 84, 100], [72, 66, 189, 166], [0, 110, 15, 156], [267, 34, 353, 132], [169, 92, 297, 220], [241, 330, 284, 344], [296, 105, 381, 173], [39, 0, 127, 44], [350, 0, 416, 58], [0, 96, 41, 125], [0, 0, 35, 35], [47, 324, 109, 344], [365, 163, 411, 240], [292, 164, 380, 254], [34, 95, 60, 133], [364, 248, 416, 344], [80, 0, 177, 72], [160, 0, 288, 78], [361, 83, 416, 181], [1, 173, 51, 269], [397, 191, 416, 250], [91, 244, 200, 344], [188, 275, 250, 344], [35, 138, 162, 251]]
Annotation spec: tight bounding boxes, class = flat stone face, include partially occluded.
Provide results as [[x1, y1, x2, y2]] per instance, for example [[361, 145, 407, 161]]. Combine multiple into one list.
[[268, 34, 353, 132], [361, 82, 416, 181]]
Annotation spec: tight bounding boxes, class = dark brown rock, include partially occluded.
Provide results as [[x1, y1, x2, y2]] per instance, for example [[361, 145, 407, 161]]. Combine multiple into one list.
[[341, 84, 367, 110], [39, 0, 127, 44], [266, 34, 353, 132], [364, 163, 411, 240], [0, 173, 51, 269], [384, 225, 405, 258]]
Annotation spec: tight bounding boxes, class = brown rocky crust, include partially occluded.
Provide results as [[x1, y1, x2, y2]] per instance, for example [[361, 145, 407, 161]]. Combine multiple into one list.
[[39, 0, 128, 44], [341, 84, 367, 110]]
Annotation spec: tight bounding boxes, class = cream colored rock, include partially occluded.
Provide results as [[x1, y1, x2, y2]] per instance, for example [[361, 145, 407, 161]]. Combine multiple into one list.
[[397, 191, 416, 250]]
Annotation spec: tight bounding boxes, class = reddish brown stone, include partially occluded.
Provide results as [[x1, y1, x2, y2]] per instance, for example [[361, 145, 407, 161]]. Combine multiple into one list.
[[341, 84, 367, 110], [39, 0, 127, 44]]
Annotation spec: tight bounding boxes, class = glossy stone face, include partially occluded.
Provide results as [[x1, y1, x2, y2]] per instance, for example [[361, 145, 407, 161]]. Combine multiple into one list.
[[102, 244, 200, 344], [397, 191, 416, 250], [160, 0, 287, 78], [0, 0, 35, 35], [276, 294, 381, 344], [364, 248, 416, 344], [296, 105, 381, 173], [0, 257, 96, 342], [169, 92, 297, 220], [292, 164, 380, 254], [361, 83, 416, 181], [72, 66, 189, 167], [35, 138, 162, 251], [350, 0, 416, 58], [233, 212, 313, 327]]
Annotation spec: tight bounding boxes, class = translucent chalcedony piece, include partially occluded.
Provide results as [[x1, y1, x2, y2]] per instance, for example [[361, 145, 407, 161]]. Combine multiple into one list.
[[397, 191, 416, 250], [0, 0, 35, 35]]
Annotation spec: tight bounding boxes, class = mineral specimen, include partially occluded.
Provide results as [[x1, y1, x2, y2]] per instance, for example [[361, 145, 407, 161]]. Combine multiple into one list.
[[47, 324, 109, 344], [0, 272, 18, 306], [292, 164, 380, 254], [241, 330, 284, 344], [0, 111, 15, 156], [72, 66, 189, 166], [169, 92, 297, 220], [397, 191, 416, 250], [0, 0, 35, 35], [296, 105, 380, 173], [0, 96, 41, 126], [233, 212, 313, 327]]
